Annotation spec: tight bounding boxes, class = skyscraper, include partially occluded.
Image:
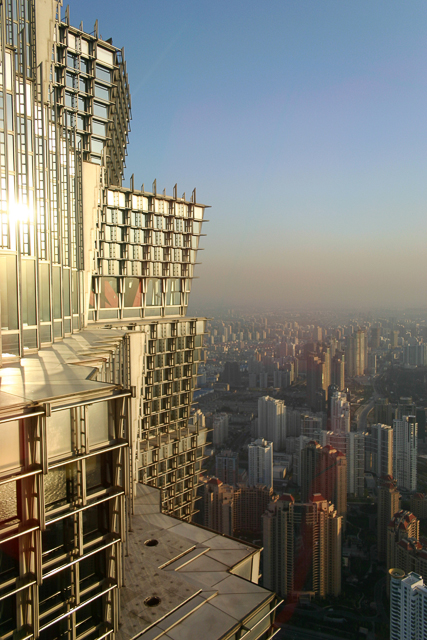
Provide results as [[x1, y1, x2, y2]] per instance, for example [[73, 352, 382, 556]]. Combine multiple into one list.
[[393, 416, 418, 491], [330, 390, 350, 434], [389, 570, 427, 640], [346, 329, 366, 377], [257, 395, 286, 450], [301, 442, 347, 522], [262, 493, 342, 599], [364, 423, 393, 477], [0, 2, 280, 638], [215, 449, 239, 485], [377, 475, 401, 562], [248, 438, 273, 488]]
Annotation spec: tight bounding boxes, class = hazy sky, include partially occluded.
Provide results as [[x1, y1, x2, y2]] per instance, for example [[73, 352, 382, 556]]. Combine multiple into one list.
[[71, 0, 427, 311]]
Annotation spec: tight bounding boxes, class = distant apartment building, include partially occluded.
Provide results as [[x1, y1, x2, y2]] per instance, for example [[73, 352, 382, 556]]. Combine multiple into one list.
[[346, 329, 367, 377], [389, 570, 427, 640], [378, 475, 401, 562], [393, 416, 417, 491], [248, 439, 273, 489], [258, 396, 286, 450], [364, 423, 393, 477], [410, 493, 427, 521], [301, 442, 347, 522], [330, 390, 350, 434], [262, 494, 342, 599], [210, 412, 229, 447], [215, 449, 239, 485], [387, 511, 420, 574]]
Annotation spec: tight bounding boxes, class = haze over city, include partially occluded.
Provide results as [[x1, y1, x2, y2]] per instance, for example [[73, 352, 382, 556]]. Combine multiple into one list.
[[70, 0, 427, 310]]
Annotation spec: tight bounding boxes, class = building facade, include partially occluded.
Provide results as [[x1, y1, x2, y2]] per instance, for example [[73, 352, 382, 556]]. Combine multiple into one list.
[[248, 438, 273, 489], [389, 570, 427, 640], [364, 423, 393, 478], [257, 395, 286, 450], [377, 475, 401, 562], [393, 416, 418, 491]]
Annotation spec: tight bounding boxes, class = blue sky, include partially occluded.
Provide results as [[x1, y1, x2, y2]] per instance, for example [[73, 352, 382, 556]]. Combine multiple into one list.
[[71, 0, 427, 311]]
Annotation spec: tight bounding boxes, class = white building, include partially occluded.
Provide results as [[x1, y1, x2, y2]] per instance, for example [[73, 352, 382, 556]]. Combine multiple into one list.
[[389, 569, 427, 640], [393, 416, 417, 491], [248, 438, 273, 489], [258, 396, 286, 450], [364, 423, 393, 477], [212, 413, 229, 447], [330, 391, 350, 434]]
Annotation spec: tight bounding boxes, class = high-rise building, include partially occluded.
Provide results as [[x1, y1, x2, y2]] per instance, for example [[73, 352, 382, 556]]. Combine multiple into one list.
[[346, 329, 366, 377], [201, 477, 234, 536], [387, 510, 420, 574], [301, 442, 347, 522], [306, 354, 326, 411], [257, 396, 286, 450], [364, 423, 393, 477], [211, 412, 229, 447], [248, 438, 273, 489], [389, 570, 427, 640], [330, 390, 350, 434], [410, 493, 427, 520], [393, 416, 418, 491], [331, 352, 345, 391], [215, 449, 238, 485], [0, 2, 280, 638], [377, 475, 401, 562], [262, 493, 342, 599]]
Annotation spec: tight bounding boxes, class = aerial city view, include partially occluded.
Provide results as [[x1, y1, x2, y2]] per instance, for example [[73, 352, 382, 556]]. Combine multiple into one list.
[[0, 1, 425, 639]]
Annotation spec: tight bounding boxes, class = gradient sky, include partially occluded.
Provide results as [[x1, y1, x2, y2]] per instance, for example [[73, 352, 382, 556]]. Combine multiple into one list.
[[71, 0, 427, 311]]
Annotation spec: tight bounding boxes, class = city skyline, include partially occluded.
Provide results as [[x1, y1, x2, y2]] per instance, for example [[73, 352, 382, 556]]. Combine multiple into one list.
[[71, 0, 427, 310]]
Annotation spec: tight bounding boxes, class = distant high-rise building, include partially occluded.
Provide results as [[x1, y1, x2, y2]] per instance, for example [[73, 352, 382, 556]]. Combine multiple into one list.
[[301, 442, 347, 521], [258, 396, 286, 450], [211, 412, 230, 447], [378, 475, 401, 562], [387, 510, 420, 574], [202, 477, 234, 536], [248, 439, 273, 489], [391, 330, 399, 349], [330, 390, 350, 434], [410, 493, 427, 521], [389, 570, 427, 640], [306, 354, 326, 411], [215, 449, 239, 485], [365, 423, 393, 477], [393, 416, 417, 491], [262, 494, 342, 599], [331, 352, 345, 390], [346, 329, 367, 377], [371, 326, 381, 349]]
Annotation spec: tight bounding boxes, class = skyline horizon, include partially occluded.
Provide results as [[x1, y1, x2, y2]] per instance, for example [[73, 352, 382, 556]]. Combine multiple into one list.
[[70, 0, 427, 309]]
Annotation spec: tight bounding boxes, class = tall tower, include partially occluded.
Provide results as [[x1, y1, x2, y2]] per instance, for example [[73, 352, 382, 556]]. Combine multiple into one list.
[[257, 395, 286, 450], [330, 391, 350, 434], [393, 416, 418, 491], [377, 475, 401, 562], [365, 423, 393, 477], [346, 329, 366, 377], [301, 442, 347, 522], [248, 438, 273, 488]]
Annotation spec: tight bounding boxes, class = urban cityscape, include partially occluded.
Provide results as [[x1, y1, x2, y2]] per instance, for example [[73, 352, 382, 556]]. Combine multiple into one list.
[[0, 2, 426, 640]]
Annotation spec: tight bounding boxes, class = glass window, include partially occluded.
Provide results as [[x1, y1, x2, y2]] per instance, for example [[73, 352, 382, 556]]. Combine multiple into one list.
[[0, 254, 18, 330], [93, 102, 108, 119], [67, 53, 77, 69], [96, 65, 111, 83], [65, 92, 74, 108], [146, 279, 162, 306], [80, 549, 106, 592], [94, 83, 109, 102], [92, 120, 106, 137], [7, 133, 14, 171], [100, 277, 119, 308], [91, 138, 104, 154], [39, 568, 72, 616], [81, 500, 109, 544], [166, 278, 181, 306], [0, 482, 18, 526], [42, 516, 74, 563], [77, 114, 86, 130], [46, 410, 72, 458], [78, 96, 87, 112], [0, 591, 17, 637], [86, 457, 113, 499], [80, 58, 89, 74], [124, 278, 142, 307], [21, 259, 36, 326], [88, 401, 113, 447], [72, 271, 78, 314], [63, 269, 70, 316], [6, 93, 13, 130], [38, 263, 52, 320], [79, 77, 87, 93], [44, 464, 77, 511], [52, 266, 61, 319], [66, 72, 76, 88]]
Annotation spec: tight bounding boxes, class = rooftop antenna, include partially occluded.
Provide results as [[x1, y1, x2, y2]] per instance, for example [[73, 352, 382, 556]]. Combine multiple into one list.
[[182, 192, 185, 200], [191, 188, 196, 203], [152, 179, 157, 195], [173, 184, 177, 199], [130, 174, 134, 191]]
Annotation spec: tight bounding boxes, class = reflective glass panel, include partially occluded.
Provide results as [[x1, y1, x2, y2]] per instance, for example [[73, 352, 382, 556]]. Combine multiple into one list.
[[124, 278, 142, 307], [100, 277, 118, 308]]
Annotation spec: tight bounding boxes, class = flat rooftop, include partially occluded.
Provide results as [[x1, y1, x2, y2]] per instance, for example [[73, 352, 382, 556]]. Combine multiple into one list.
[[118, 484, 278, 640]]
